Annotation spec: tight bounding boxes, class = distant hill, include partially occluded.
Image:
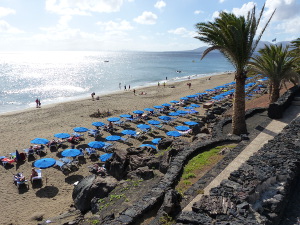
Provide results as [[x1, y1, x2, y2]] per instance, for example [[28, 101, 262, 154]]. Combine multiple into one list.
[[190, 40, 293, 53]]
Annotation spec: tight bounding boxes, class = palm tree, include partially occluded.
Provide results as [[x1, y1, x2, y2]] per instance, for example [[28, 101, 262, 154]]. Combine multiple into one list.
[[291, 38, 300, 74], [194, 5, 274, 135], [249, 44, 299, 103]]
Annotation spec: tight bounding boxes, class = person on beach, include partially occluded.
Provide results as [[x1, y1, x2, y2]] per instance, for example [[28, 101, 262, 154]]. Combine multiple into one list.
[[124, 85, 126, 91], [166, 77, 167, 80], [91, 92, 95, 100], [119, 83, 121, 90], [35, 98, 39, 108], [38, 99, 41, 108], [133, 89, 136, 95], [158, 82, 160, 87], [30, 168, 38, 181], [128, 85, 130, 90], [163, 82, 166, 87], [187, 83, 191, 89]]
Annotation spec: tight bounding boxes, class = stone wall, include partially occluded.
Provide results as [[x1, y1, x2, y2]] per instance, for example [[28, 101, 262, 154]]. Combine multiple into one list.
[[177, 116, 300, 225], [268, 86, 299, 119]]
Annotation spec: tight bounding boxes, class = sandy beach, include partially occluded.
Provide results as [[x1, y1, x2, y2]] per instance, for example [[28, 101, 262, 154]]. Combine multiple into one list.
[[0, 72, 235, 225]]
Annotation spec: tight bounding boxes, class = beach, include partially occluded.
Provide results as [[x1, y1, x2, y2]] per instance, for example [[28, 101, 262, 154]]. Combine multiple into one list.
[[0, 72, 235, 225]]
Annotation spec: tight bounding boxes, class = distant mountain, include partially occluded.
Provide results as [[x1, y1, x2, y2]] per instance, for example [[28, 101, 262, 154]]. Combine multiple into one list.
[[190, 40, 293, 53]]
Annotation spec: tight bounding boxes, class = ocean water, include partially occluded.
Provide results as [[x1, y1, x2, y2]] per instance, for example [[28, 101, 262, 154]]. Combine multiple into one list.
[[0, 51, 233, 114]]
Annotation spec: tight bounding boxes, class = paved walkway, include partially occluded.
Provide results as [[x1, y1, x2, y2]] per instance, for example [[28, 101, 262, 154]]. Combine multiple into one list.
[[183, 105, 300, 212]]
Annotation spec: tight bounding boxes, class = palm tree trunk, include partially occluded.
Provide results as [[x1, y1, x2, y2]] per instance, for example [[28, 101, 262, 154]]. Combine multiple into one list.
[[270, 83, 280, 103], [232, 75, 247, 135]]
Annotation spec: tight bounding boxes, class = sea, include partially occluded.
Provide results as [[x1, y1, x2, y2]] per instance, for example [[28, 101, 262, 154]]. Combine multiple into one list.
[[0, 51, 234, 114]]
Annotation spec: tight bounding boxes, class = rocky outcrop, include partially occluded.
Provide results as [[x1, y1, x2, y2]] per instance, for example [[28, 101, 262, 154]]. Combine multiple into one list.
[[72, 175, 118, 213], [127, 166, 154, 180]]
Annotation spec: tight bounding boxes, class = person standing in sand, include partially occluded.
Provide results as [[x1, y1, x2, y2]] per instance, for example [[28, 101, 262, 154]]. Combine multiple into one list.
[[124, 85, 126, 91], [35, 98, 39, 108], [128, 85, 131, 90], [133, 89, 136, 95], [91, 92, 95, 100], [38, 99, 41, 108]]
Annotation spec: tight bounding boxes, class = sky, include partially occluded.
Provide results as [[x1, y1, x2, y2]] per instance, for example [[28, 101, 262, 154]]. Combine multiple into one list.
[[0, 0, 299, 51]]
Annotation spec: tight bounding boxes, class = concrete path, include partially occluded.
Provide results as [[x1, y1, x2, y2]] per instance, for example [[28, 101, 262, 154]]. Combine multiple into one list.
[[183, 105, 300, 212]]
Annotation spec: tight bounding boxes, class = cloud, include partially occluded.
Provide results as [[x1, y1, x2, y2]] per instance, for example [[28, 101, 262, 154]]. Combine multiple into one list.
[[45, 0, 124, 15], [154, 1, 166, 10], [219, 0, 225, 3], [232, 2, 256, 17], [275, 16, 300, 34], [97, 20, 134, 31], [134, 11, 157, 25], [265, 0, 300, 21], [0, 7, 16, 17], [0, 20, 23, 33], [194, 10, 203, 15], [168, 27, 196, 38]]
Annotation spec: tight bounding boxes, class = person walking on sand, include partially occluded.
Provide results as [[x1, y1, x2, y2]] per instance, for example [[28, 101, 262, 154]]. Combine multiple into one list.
[[35, 98, 39, 108], [38, 99, 41, 108], [133, 89, 136, 95]]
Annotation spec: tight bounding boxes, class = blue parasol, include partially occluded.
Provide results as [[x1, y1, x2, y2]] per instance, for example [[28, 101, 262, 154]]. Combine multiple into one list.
[[162, 103, 171, 107], [30, 138, 50, 145], [169, 112, 180, 116], [158, 116, 172, 121], [106, 135, 121, 141], [120, 114, 132, 118], [190, 104, 200, 108], [92, 122, 106, 127], [140, 144, 156, 149], [61, 149, 81, 157], [73, 127, 88, 133], [170, 100, 179, 103], [99, 153, 113, 162], [144, 108, 154, 112], [166, 131, 182, 137], [148, 120, 161, 125], [180, 97, 188, 100], [177, 110, 188, 115], [184, 106, 194, 109], [33, 158, 56, 169], [88, 141, 105, 149], [154, 105, 163, 109], [175, 126, 190, 131], [133, 110, 144, 114], [121, 130, 137, 135], [54, 133, 70, 139], [152, 138, 162, 144], [186, 95, 197, 98], [107, 117, 120, 122], [137, 124, 151, 129], [184, 121, 198, 126]]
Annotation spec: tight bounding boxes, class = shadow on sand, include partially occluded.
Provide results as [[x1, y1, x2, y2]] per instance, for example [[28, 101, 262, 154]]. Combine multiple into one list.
[[36, 186, 59, 198]]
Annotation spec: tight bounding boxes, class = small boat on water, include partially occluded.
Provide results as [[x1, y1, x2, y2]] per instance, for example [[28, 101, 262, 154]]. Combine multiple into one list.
[[104, 60, 109, 62], [176, 70, 182, 73]]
